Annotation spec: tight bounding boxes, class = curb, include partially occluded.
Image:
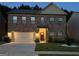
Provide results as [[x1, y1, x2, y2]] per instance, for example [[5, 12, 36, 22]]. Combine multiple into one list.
[[36, 51, 79, 55]]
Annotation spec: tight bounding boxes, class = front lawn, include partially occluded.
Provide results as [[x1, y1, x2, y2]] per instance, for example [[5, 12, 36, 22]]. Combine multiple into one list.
[[35, 43, 79, 52]]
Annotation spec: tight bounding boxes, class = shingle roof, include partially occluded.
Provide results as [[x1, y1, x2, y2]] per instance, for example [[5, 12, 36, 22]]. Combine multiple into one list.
[[8, 9, 41, 14], [8, 3, 66, 15], [40, 3, 66, 15]]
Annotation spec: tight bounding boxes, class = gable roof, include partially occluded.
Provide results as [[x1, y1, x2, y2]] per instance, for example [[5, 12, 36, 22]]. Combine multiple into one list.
[[8, 3, 66, 15], [40, 3, 66, 15]]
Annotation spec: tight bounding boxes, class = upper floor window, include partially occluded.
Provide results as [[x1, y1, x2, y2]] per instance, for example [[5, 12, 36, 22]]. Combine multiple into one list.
[[58, 18, 63, 22], [22, 16, 26, 24], [50, 18, 54, 22], [13, 16, 17, 23], [41, 17, 44, 21], [41, 17, 44, 22], [31, 17, 35, 24], [58, 32, 63, 36]]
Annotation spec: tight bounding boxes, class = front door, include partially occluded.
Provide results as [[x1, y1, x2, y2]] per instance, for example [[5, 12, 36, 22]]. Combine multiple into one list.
[[40, 32, 44, 41]]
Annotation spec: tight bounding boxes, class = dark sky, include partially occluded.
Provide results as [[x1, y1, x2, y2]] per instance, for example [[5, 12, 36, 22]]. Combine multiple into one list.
[[0, 2, 79, 12]]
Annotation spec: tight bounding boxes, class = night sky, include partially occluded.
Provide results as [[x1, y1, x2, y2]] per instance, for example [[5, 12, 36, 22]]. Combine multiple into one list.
[[0, 2, 79, 12]]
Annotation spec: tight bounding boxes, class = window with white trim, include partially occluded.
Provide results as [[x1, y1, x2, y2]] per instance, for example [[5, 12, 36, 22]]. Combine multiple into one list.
[[58, 32, 63, 36], [41, 17, 45, 24], [50, 18, 54, 22], [31, 17, 35, 24], [22, 16, 26, 24], [41, 17, 44, 21], [58, 18, 63, 21], [13, 16, 17, 23]]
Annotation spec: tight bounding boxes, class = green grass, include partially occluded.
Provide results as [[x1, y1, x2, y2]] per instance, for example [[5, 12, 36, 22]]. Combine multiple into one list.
[[35, 43, 79, 52]]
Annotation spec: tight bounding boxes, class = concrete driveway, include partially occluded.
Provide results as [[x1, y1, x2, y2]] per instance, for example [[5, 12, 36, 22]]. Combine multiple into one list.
[[0, 42, 38, 56]]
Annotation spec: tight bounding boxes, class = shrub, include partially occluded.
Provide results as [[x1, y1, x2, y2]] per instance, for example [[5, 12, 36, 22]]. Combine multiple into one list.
[[65, 37, 74, 46], [48, 36, 53, 43], [3, 37, 11, 43]]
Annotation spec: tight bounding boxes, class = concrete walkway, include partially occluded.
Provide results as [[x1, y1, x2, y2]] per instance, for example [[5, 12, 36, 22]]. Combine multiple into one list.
[[0, 42, 38, 56]]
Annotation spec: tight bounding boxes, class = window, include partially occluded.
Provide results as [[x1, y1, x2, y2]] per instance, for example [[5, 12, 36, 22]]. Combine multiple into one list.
[[58, 18, 63, 21], [58, 32, 62, 36], [22, 16, 26, 24], [41, 17, 45, 24], [31, 17, 35, 24], [31, 17, 35, 21], [50, 18, 54, 22], [50, 32, 54, 36], [13, 16, 17, 23], [41, 17, 44, 21]]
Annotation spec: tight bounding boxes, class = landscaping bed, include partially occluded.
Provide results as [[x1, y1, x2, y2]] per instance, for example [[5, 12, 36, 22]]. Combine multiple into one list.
[[35, 43, 79, 52]]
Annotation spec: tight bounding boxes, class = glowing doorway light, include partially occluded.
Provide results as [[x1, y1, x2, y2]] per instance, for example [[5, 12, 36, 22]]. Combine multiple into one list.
[[8, 32, 12, 39]]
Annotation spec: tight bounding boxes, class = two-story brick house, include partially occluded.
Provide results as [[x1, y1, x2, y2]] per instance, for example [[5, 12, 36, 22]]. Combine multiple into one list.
[[8, 3, 66, 43]]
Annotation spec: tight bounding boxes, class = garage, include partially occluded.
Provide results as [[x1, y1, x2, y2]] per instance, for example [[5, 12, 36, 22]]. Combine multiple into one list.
[[13, 32, 35, 43]]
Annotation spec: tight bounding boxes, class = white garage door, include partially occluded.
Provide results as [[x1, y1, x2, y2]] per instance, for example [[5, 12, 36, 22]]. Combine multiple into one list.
[[14, 32, 35, 43]]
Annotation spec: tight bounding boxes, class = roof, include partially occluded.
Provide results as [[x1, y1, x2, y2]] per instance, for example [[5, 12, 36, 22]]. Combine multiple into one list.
[[8, 3, 66, 15], [40, 3, 66, 15], [8, 9, 41, 14]]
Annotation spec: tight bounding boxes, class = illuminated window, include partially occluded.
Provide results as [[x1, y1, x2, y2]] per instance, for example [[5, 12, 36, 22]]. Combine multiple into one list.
[[22, 16, 26, 24], [13, 16, 17, 23]]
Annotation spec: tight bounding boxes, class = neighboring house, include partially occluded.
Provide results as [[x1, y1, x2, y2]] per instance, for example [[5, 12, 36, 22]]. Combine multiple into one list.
[[0, 13, 6, 37], [67, 12, 79, 42], [8, 3, 67, 43]]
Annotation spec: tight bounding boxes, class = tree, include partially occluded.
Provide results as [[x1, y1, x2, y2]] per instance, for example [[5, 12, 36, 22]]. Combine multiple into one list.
[[13, 6, 17, 10], [62, 8, 74, 23], [63, 9, 70, 22], [33, 5, 41, 10], [18, 4, 32, 10], [39, 7, 42, 10]]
